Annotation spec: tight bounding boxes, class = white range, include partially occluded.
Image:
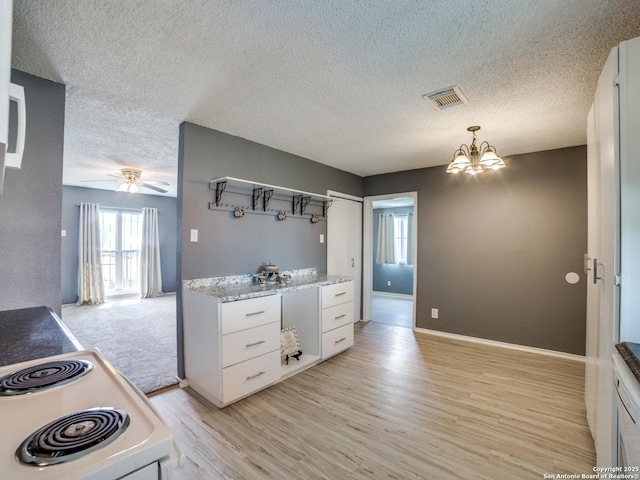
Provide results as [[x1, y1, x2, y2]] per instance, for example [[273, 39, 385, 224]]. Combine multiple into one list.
[[0, 349, 184, 479]]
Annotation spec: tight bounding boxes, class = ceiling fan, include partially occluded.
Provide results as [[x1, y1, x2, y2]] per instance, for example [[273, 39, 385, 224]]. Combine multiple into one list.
[[83, 168, 169, 194]]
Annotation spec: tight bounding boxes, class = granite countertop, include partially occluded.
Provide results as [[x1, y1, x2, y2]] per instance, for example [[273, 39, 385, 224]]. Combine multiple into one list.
[[184, 268, 352, 302], [0, 306, 83, 367], [616, 342, 640, 384]]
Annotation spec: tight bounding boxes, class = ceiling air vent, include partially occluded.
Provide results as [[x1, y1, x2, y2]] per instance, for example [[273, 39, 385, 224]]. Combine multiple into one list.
[[423, 86, 469, 111]]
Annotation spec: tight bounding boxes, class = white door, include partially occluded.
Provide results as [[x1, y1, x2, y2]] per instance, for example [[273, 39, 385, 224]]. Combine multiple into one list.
[[327, 193, 362, 322], [585, 104, 600, 435]]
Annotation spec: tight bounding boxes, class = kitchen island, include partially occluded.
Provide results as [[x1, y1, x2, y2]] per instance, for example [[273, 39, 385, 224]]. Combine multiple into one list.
[[0, 306, 82, 366], [182, 268, 354, 407]]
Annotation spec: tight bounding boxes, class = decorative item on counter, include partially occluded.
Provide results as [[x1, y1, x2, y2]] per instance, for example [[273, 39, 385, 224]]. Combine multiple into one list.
[[278, 274, 291, 285], [261, 262, 279, 283], [254, 274, 267, 286], [233, 206, 245, 218], [310, 214, 319, 224], [277, 210, 287, 221], [280, 327, 302, 365]]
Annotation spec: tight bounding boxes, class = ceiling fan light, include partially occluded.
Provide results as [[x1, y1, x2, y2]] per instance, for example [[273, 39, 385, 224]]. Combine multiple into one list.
[[116, 183, 128, 192], [129, 183, 139, 193]]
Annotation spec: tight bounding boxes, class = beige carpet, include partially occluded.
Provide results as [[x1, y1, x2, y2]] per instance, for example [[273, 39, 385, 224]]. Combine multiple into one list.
[[61, 293, 178, 394]]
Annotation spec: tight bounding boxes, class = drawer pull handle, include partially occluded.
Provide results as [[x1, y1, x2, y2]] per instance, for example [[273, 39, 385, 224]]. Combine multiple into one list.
[[334, 337, 347, 344], [245, 310, 266, 317], [334, 314, 347, 319], [246, 371, 266, 381], [246, 340, 266, 347], [335, 292, 347, 297]]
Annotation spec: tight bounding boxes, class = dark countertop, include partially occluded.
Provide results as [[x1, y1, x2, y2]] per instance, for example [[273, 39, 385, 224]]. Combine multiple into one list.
[[615, 342, 640, 383], [0, 306, 83, 367]]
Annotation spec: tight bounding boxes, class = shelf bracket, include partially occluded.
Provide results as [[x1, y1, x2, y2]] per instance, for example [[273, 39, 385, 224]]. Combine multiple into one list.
[[300, 196, 311, 215], [322, 200, 332, 218], [263, 189, 274, 211], [292, 195, 302, 215], [212, 181, 227, 206], [252, 188, 263, 211]]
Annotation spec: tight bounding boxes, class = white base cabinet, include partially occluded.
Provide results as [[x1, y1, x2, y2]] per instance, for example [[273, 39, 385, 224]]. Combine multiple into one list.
[[321, 281, 354, 359], [183, 280, 354, 407]]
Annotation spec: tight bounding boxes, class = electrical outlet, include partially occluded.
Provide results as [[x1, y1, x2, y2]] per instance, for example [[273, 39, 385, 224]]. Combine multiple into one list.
[[320, 234, 325, 244], [61, 230, 66, 237], [431, 308, 439, 319], [387, 281, 391, 286]]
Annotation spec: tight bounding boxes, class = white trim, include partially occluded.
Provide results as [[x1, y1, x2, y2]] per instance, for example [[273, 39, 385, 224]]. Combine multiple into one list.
[[327, 190, 363, 202], [414, 327, 586, 362], [372, 291, 413, 300], [363, 192, 418, 328]]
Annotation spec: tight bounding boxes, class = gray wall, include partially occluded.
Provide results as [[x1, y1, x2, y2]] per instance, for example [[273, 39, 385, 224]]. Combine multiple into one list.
[[177, 122, 363, 376], [179, 123, 362, 280], [372, 206, 414, 295], [0, 71, 65, 315], [61, 186, 178, 304], [364, 145, 587, 355]]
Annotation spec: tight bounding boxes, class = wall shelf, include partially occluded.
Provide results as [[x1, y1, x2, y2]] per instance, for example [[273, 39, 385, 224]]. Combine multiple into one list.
[[209, 176, 332, 217]]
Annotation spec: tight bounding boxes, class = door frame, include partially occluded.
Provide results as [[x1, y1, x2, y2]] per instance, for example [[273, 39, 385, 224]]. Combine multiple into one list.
[[363, 192, 418, 327]]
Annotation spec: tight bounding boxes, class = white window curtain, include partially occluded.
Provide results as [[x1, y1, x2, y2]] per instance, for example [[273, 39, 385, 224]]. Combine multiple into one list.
[[139, 207, 163, 298], [376, 213, 396, 264], [77, 202, 104, 305], [406, 211, 415, 266]]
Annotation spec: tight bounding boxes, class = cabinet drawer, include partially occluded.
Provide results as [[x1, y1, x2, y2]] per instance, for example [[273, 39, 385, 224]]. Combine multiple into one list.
[[222, 322, 280, 367], [322, 323, 354, 359], [222, 351, 280, 404], [221, 295, 281, 334], [321, 302, 353, 333], [321, 281, 354, 309]]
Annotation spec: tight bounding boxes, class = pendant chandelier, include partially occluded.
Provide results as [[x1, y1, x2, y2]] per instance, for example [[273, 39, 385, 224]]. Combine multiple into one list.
[[446, 126, 505, 175]]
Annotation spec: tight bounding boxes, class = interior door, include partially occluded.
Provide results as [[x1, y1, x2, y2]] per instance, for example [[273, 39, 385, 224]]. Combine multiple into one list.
[[585, 104, 600, 435], [327, 193, 362, 322]]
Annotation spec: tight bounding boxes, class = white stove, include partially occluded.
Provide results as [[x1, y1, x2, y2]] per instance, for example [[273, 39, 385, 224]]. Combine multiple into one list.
[[0, 349, 184, 480]]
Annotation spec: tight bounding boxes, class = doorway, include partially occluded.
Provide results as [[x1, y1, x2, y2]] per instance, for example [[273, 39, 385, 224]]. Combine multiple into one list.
[[363, 192, 417, 328]]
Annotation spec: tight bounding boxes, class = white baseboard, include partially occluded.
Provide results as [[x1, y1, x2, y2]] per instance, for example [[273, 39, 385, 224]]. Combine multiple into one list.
[[372, 291, 413, 300], [413, 327, 585, 362]]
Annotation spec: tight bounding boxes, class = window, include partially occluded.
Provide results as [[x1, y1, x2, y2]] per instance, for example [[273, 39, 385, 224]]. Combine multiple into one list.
[[99, 209, 142, 295], [394, 215, 408, 264]]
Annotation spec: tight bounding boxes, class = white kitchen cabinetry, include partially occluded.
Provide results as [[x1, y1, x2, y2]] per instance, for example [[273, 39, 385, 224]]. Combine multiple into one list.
[[585, 35, 640, 467], [183, 292, 281, 407], [183, 274, 354, 407], [321, 281, 354, 359]]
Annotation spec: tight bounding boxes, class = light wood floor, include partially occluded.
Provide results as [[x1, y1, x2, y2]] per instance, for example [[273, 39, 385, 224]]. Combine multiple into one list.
[[151, 321, 595, 479], [371, 294, 413, 328]]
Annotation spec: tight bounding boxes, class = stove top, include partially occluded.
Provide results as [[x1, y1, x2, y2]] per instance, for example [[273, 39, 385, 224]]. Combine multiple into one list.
[[0, 359, 93, 396], [0, 350, 176, 480]]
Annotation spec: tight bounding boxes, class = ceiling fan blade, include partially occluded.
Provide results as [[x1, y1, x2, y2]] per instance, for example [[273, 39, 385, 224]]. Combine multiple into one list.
[[106, 174, 125, 179], [140, 182, 168, 193], [142, 179, 170, 186]]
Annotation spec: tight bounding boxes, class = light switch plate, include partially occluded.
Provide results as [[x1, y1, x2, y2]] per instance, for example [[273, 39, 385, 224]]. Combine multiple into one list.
[[190, 229, 198, 242], [320, 234, 324, 244], [61, 230, 66, 237], [431, 308, 439, 319]]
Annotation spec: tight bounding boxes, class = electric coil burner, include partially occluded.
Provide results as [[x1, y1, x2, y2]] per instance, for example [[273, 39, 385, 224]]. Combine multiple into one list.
[[17, 407, 130, 466], [0, 359, 93, 395], [0, 350, 183, 480]]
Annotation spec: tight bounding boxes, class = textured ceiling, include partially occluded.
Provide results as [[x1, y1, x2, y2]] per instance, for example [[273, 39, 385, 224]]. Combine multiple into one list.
[[11, 0, 640, 197]]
